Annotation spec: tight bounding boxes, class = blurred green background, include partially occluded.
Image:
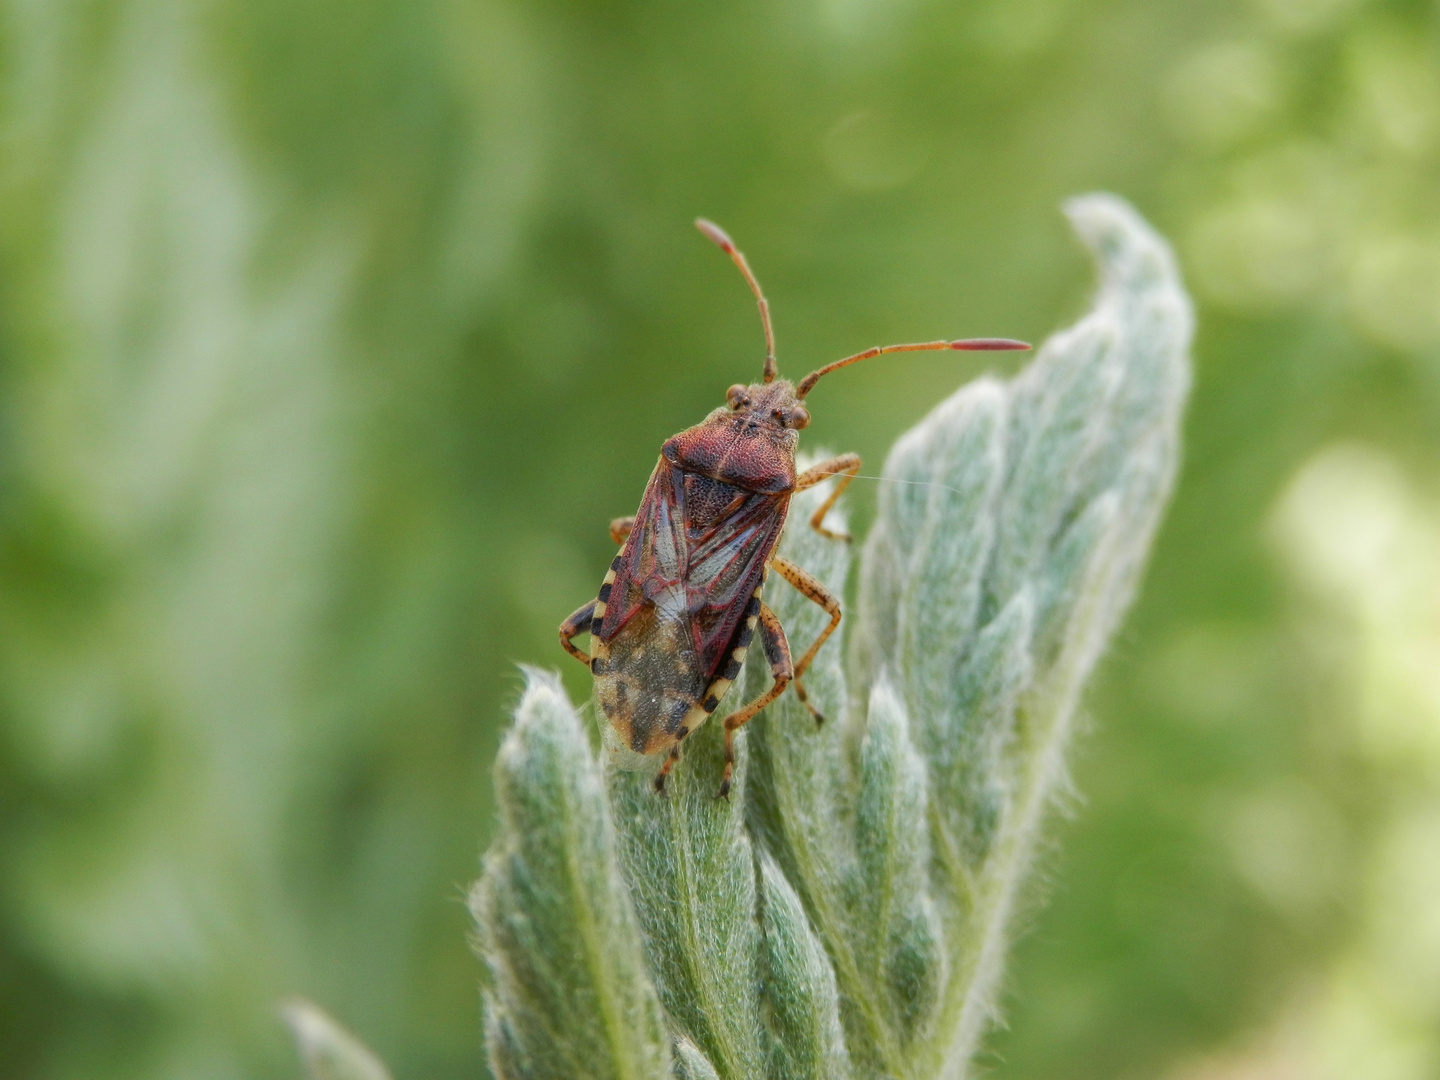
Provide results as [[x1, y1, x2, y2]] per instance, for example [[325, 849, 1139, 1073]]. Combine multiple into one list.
[[1, 0, 1438, 1077]]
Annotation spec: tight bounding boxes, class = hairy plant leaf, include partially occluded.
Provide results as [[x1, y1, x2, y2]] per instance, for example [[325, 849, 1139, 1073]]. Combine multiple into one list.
[[852, 680, 945, 1044], [471, 194, 1192, 1080], [756, 850, 850, 1080], [671, 1037, 720, 1080], [471, 669, 670, 1080], [607, 715, 765, 1080]]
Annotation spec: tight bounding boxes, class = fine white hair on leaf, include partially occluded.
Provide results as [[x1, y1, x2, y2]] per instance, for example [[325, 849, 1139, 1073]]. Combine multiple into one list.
[[671, 1036, 721, 1080], [463, 193, 1192, 1080], [471, 667, 672, 1080]]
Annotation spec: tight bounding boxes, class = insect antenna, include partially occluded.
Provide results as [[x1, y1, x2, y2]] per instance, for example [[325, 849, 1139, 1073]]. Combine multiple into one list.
[[695, 218, 778, 383], [795, 337, 1030, 399]]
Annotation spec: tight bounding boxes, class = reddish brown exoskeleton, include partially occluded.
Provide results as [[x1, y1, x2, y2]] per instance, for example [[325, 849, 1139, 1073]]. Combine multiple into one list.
[[560, 220, 1028, 797]]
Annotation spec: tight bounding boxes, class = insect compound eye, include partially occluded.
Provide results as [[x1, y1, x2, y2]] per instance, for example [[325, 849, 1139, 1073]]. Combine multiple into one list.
[[788, 406, 810, 429], [726, 384, 750, 410]]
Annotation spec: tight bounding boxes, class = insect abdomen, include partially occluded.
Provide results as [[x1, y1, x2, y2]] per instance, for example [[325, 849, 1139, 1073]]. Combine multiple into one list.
[[595, 603, 709, 754]]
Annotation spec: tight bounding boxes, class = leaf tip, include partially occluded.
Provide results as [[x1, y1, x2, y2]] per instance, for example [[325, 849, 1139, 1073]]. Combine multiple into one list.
[[282, 999, 393, 1080]]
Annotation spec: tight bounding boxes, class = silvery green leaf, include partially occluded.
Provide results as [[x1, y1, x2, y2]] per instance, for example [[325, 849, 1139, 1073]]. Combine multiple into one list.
[[671, 1036, 720, 1080], [852, 680, 945, 1045], [284, 1000, 393, 1080], [607, 711, 765, 1080], [743, 481, 907, 1077], [472, 194, 1192, 1080], [756, 850, 850, 1080], [470, 669, 670, 1080], [938, 590, 1033, 870], [858, 193, 1193, 1080]]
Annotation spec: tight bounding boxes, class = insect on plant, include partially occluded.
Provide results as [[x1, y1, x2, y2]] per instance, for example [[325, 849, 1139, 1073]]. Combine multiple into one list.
[[560, 220, 1029, 797]]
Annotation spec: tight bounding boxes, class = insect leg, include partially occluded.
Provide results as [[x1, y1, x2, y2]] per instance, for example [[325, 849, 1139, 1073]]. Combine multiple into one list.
[[653, 744, 682, 795], [610, 516, 636, 544], [768, 554, 841, 724], [717, 603, 793, 799], [559, 600, 596, 666], [793, 453, 861, 541]]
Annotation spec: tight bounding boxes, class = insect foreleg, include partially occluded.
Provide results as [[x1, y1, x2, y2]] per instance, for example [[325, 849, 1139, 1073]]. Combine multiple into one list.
[[794, 453, 861, 541], [609, 516, 636, 545], [559, 600, 596, 666], [768, 554, 841, 724], [717, 603, 793, 800]]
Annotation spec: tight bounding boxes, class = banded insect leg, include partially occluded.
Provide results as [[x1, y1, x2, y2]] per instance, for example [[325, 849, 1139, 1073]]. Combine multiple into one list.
[[653, 744, 683, 795], [793, 452, 861, 541], [558, 600, 595, 666], [560, 512, 632, 665], [768, 554, 841, 724], [717, 603, 793, 799]]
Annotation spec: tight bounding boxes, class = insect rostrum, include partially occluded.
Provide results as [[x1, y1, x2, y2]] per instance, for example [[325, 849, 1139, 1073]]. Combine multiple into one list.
[[559, 220, 1028, 796]]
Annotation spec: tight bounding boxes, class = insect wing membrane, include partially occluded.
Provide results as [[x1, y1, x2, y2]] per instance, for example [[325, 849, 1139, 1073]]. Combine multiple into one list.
[[598, 462, 687, 642], [682, 475, 785, 676], [597, 460, 786, 682]]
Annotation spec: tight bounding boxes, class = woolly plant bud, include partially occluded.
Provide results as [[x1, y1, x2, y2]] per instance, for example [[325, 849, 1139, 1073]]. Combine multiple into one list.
[[464, 193, 1191, 1080]]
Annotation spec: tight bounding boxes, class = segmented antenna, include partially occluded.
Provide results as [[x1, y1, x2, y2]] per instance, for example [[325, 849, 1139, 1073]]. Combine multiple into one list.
[[695, 218, 778, 383], [795, 337, 1030, 398]]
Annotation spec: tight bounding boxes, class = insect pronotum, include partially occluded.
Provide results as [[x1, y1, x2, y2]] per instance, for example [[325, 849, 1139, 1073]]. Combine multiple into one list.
[[560, 220, 1029, 797]]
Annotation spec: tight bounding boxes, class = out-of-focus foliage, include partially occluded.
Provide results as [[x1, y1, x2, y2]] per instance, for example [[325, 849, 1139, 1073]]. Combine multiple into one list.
[[0, 0, 1435, 1079]]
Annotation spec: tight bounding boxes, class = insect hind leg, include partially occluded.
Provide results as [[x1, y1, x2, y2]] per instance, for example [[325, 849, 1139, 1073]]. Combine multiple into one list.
[[769, 554, 841, 724], [717, 603, 792, 799], [559, 600, 596, 666], [653, 744, 682, 795]]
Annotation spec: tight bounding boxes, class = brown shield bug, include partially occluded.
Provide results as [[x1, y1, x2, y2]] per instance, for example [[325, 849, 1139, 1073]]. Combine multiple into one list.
[[560, 219, 1028, 797]]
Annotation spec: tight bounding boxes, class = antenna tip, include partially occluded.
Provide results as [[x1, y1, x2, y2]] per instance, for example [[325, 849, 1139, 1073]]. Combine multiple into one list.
[[949, 337, 1031, 351], [695, 218, 735, 253]]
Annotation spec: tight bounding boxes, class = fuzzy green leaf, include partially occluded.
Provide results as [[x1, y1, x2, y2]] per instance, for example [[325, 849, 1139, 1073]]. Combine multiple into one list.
[[472, 194, 1192, 1080], [471, 669, 671, 1080], [670, 1037, 720, 1080], [852, 680, 945, 1045], [607, 714, 765, 1080], [756, 850, 851, 1080]]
